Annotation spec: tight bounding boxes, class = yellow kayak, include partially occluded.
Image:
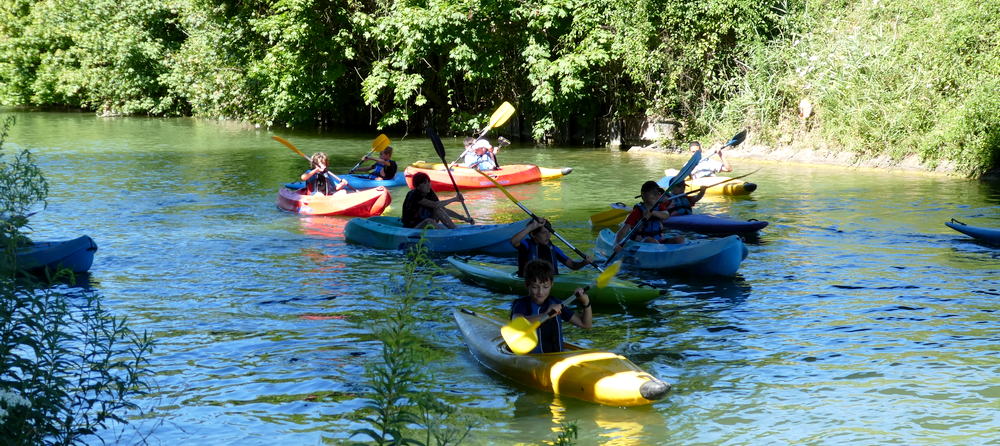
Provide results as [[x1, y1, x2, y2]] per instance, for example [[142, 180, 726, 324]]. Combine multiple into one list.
[[663, 168, 757, 196], [454, 308, 670, 406], [410, 161, 572, 180]]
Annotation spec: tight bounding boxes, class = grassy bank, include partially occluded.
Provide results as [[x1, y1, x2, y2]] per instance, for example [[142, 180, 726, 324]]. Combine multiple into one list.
[[702, 0, 1000, 176]]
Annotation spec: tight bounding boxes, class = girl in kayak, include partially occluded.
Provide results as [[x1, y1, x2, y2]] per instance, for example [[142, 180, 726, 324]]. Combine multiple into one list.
[[510, 218, 592, 277], [615, 181, 685, 244], [351, 146, 398, 180], [401, 172, 472, 229], [510, 259, 592, 354], [665, 180, 706, 216], [461, 139, 498, 171], [300, 152, 348, 195]]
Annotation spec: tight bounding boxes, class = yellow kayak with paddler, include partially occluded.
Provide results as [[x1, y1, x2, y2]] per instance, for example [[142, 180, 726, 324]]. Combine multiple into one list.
[[454, 308, 670, 406], [662, 168, 757, 196]]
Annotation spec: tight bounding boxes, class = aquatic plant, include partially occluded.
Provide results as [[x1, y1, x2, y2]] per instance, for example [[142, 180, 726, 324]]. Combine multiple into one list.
[[351, 236, 476, 445]]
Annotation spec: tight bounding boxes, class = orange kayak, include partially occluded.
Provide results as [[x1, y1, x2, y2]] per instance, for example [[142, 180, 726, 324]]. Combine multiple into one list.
[[404, 163, 572, 191], [276, 186, 391, 217]]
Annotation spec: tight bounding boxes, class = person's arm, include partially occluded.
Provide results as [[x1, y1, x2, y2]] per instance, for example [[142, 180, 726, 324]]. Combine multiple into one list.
[[300, 166, 324, 181], [690, 187, 707, 204], [568, 289, 592, 329], [718, 151, 732, 173], [511, 219, 544, 247]]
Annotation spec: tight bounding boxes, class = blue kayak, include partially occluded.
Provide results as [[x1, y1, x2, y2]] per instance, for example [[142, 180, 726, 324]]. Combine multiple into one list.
[[946, 219, 1000, 245], [14, 235, 98, 274], [345, 217, 529, 254], [594, 229, 747, 277], [343, 172, 407, 189], [284, 172, 406, 191]]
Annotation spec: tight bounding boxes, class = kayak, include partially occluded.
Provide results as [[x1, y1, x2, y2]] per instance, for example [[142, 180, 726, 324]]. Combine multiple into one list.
[[946, 219, 1000, 245], [405, 162, 573, 191], [344, 217, 529, 254], [343, 172, 407, 189], [445, 257, 662, 307], [661, 169, 757, 196], [594, 229, 748, 277], [591, 204, 768, 234], [454, 308, 670, 406], [14, 235, 98, 274], [285, 173, 405, 190], [276, 186, 391, 217]]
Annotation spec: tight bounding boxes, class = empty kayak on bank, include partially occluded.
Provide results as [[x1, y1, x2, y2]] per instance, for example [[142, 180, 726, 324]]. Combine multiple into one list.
[[946, 218, 1000, 245], [404, 162, 572, 191], [594, 229, 748, 277], [446, 257, 661, 307], [661, 169, 757, 196], [454, 308, 670, 406], [276, 186, 391, 217], [344, 217, 528, 254], [13, 235, 98, 274]]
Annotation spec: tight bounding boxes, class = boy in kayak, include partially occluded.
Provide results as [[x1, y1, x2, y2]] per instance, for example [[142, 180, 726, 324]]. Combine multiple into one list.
[[615, 181, 684, 244], [665, 180, 706, 216], [511, 218, 593, 277], [351, 146, 398, 180], [300, 152, 348, 195], [689, 140, 732, 179], [510, 259, 592, 354], [401, 172, 473, 229], [461, 139, 498, 171]]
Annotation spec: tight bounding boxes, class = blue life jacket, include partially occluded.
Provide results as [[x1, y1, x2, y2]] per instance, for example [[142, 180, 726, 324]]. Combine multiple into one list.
[[517, 238, 569, 277], [668, 195, 693, 215], [510, 296, 574, 353], [632, 203, 666, 241]]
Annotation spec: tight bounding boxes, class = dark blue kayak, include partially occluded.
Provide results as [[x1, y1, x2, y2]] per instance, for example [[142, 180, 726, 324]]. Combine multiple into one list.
[[15, 235, 98, 274], [946, 219, 1000, 245], [606, 203, 767, 234]]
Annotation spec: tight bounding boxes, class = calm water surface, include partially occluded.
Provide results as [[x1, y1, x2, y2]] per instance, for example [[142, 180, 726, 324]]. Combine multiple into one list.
[[5, 110, 999, 444]]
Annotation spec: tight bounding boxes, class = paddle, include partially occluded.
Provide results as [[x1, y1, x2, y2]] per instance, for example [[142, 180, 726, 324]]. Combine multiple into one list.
[[601, 130, 747, 267], [348, 134, 391, 173], [426, 126, 475, 225], [501, 260, 622, 355], [271, 135, 356, 191], [473, 169, 603, 272], [450, 102, 516, 165], [589, 168, 763, 227]]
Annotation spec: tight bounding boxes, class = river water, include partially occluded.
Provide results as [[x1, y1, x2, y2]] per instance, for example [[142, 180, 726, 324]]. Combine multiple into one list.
[[5, 110, 998, 444]]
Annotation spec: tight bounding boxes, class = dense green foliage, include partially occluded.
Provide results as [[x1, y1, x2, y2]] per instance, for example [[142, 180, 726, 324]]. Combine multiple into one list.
[[712, 0, 1000, 175], [0, 117, 154, 444], [0, 0, 996, 173]]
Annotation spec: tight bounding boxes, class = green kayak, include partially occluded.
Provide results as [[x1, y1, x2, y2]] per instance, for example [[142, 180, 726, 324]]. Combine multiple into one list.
[[446, 257, 662, 307]]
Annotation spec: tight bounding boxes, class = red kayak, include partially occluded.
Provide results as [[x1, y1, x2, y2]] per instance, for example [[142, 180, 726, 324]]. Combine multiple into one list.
[[404, 162, 572, 191], [276, 186, 391, 217]]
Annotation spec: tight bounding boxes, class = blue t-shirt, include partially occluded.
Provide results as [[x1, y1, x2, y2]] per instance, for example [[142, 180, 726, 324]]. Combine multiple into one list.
[[510, 296, 575, 354]]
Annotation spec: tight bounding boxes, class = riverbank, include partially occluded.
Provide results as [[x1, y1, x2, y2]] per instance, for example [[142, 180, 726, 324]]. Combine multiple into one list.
[[627, 141, 1000, 179]]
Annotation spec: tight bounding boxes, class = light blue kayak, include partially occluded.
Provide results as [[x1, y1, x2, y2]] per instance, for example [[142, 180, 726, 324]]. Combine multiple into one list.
[[14, 235, 98, 274], [594, 228, 747, 277], [344, 217, 529, 254], [343, 172, 407, 189], [946, 219, 1000, 245], [284, 172, 406, 191]]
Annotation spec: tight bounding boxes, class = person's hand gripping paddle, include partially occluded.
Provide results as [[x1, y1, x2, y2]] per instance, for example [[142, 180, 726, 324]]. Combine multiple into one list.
[[501, 261, 621, 355], [348, 134, 391, 173]]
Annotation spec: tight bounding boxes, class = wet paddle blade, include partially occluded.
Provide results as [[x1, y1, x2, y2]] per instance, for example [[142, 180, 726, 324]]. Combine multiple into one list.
[[488, 102, 516, 129], [667, 150, 702, 189], [372, 134, 391, 152], [596, 261, 622, 288], [725, 129, 748, 148], [272, 135, 309, 160], [427, 127, 447, 161], [501, 316, 542, 355]]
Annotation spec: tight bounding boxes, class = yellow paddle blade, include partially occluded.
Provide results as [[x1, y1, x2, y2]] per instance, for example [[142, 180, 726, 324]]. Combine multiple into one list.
[[371, 134, 391, 152], [473, 170, 518, 203], [501, 316, 542, 355], [488, 102, 516, 129], [589, 207, 629, 227], [596, 261, 621, 288], [272, 135, 308, 160]]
